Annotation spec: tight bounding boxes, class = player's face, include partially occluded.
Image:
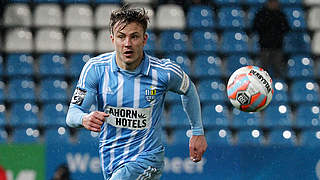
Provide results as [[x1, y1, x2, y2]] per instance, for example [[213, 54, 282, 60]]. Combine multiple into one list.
[[111, 22, 148, 71]]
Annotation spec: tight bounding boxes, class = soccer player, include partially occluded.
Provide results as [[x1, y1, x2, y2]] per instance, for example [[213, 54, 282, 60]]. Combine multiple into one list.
[[66, 5, 207, 180]]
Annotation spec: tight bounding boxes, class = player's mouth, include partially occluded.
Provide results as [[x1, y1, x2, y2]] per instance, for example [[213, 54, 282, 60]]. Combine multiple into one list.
[[123, 50, 134, 57]]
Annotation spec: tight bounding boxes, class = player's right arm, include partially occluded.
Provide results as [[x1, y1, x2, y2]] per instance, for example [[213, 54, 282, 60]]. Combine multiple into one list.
[[66, 60, 108, 132]]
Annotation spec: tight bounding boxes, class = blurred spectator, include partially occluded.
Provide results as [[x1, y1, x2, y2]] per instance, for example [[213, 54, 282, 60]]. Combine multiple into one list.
[[52, 164, 71, 180], [252, 0, 290, 78], [0, 165, 7, 180]]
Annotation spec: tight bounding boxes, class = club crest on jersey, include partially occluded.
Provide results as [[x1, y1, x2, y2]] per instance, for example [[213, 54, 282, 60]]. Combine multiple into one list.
[[145, 86, 156, 103]]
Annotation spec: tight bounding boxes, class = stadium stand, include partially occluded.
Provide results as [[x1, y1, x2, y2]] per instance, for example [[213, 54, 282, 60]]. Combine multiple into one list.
[[155, 4, 185, 30], [236, 129, 264, 146], [193, 54, 222, 79], [33, 4, 63, 27], [205, 129, 233, 145]]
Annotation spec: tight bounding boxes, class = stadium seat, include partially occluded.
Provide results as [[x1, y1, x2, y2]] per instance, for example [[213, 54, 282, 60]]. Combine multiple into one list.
[[205, 129, 232, 145], [66, 29, 95, 53], [39, 78, 68, 103], [283, 7, 306, 30], [287, 55, 314, 79], [295, 104, 320, 128], [69, 54, 91, 78], [284, 32, 311, 54], [212, 0, 241, 5], [225, 54, 253, 76], [243, 0, 266, 6], [7, 78, 36, 102], [263, 104, 292, 128], [304, 0, 320, 6], [144, 31, 156, 55], [218, 6, 245, 29], [268, 129, 296, 146], [35, 28, 64, 53], [44, 127, 71, 145], [167, 104, 189, 127], [38, 53, 67, 77], [308, 7, 320, 30], [0, 81, 5, 102], [0, 128, 8, 143], [76, 129, 99, 145], [9, 102, 39, 127], [202, 103, 229, 128], [197, 78, 227, 103], [290, 79, 319, 104], [237, 129, 264, 146], [5, 28, 33, 52], [246, 7, 260, 28], [272, 79, 289, 103], [12, 128, 41, 143], [193, 54, 223, 78], [190, 30, 219, 53], [165, 53, 191, 75], [6, 53, 34, 77], [279, 0, 302, 6], [64, 0, 90, 3], [123, 0, 153, 3], [159, 30, 188, 53], [0, 104, 6, 127], [0, 56, 3, 76], [4, 4, 32, 27], [42, 103, 68, 127], [171, 129, 191, 145], [230, 108, 261, 128], [249, 34, 260, 53], [64, 4, 93, 27], [155, 4, 186, 30], [311, 31, 320, 55], [300, 130, 320, 146], [220, 31, 249, 53], [34, 4, 63, 27], [33, 0, 62, 2], [96, 30, 114, 53], [187, 5, 215, 29], [95, 4, 120, 28], [93, 0, 121, 3]]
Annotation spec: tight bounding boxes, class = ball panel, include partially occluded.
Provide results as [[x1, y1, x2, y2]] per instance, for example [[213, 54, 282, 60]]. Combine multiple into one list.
[[227, 74, 250, 100]]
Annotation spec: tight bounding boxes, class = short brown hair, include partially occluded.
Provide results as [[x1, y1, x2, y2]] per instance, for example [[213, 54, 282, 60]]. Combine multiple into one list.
[[109, 5, 150, 35]]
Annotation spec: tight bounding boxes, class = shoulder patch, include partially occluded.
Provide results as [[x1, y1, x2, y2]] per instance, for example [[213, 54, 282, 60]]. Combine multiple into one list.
[[71, 87, 87, 106], [180, 72, 190, 94]]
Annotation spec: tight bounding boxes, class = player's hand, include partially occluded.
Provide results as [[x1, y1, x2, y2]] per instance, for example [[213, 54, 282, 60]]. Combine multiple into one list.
[[189, 135, 207, 163], [82, 111, 109, 132]]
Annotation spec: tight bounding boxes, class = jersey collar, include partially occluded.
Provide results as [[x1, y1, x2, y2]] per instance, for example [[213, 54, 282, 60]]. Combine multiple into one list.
[[111, 51, 151, 76]]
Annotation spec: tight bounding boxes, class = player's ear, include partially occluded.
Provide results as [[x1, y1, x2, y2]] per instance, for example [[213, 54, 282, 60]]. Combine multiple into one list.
[[143, 33, 148, 46], [110, 33, 115, 44]]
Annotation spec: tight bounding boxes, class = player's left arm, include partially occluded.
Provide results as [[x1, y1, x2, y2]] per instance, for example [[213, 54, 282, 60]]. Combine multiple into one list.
[[167, 64, 207, 163]]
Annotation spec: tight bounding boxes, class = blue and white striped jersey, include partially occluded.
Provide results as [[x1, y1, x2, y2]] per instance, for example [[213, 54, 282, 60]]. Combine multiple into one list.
[[66, 51, 204, 179]]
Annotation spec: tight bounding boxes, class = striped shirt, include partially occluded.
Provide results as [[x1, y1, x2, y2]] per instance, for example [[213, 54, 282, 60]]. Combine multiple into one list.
[[66, 51, 204, 179]]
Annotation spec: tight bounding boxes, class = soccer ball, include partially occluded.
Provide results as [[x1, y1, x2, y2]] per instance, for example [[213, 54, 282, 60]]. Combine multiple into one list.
[[227, 66, 273, 112]]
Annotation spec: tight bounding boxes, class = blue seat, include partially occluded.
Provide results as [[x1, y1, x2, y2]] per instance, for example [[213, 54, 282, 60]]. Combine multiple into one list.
[[193, 54, 222, 78], [243, 0, 266, 6], [283, 7, 306, 30], [39, 78, 68, 102], [246, 7, 260, 27], [165, 91, 181, 104], [205, 129, 232, 145], [93, 0, 121, 3], [12, 128, 40, 143], [290, 80, 319, 104], [33, 0, 62, 2], [225, 54, 253, 76], [6, 53, 34, 77], [160, 30, 188, 53], [165, 53, 191, 75], [187, 6, 215, 29], [7, 78, 36, 102], [69, 53, 91, 78], [263, 104, 292, 127], [218, 7, 245, 29], [295, 104, 320, 128], [237, 129, 264, 146], [64, 0, 90, 3], [0, 128, 8, 143], [171, 129, 191, 145], [9, 0, 32, 2], [0, 55, 3, 76], [280, 0, 302, 6], [268, 129, 296, 146], [39, 53, 67, 77], [10, 102, 39, 127], [212, 0, 241, 5], [300, 130, 320, 147], [287, 55, 314, 79], [231, 108, 261, 128], [44, 127, 71, 145], [167, 104, 189, 127], [198, 78, 227, 103], [249, 34, 260, 53], [0, 81, 5, 102], [191, 30, 218, 53], [221, 31, 249, 53], [202, 103, 229, 128], [76, 129, 99, 146], [144, 31, 156, 55], [0, 111, 6, 127], [272, 79, 289, 103], [284, 32, 311, 54], [42, 103, 68, 127]]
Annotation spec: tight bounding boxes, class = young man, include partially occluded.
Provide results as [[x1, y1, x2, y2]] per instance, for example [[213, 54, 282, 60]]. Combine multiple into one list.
[[66, 6, 207, 180]]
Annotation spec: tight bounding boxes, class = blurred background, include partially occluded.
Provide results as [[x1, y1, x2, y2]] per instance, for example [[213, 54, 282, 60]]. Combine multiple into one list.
[[0, 0, 320, 179]]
